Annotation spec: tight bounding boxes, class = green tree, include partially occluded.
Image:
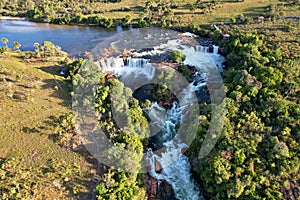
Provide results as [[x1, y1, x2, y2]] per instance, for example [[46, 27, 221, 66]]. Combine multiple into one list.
[[1, 37, 8, 46], [170, 50, 186, 62], [13, 41, 21, 50], [34, 42, 40, 51]]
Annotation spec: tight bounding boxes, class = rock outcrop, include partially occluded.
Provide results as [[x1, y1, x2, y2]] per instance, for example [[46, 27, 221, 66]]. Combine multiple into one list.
[[146, 176, 175, 200]]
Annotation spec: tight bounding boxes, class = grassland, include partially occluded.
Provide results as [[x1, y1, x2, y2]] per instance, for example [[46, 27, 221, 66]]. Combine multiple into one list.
[[77, 0, 300, 24], [0, 0, 299, 199], [0, 52, 96, 199]]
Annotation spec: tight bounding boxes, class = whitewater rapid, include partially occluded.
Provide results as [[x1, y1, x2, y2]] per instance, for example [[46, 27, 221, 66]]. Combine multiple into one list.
[[96, 34, 224, 200]]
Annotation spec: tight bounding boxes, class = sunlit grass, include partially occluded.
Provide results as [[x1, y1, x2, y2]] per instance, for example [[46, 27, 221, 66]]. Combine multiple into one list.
[[0, 52, 94, 198]]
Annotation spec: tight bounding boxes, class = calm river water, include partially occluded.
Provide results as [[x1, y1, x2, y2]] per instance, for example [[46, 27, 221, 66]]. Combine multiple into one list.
[[0, 19, 125, 56]]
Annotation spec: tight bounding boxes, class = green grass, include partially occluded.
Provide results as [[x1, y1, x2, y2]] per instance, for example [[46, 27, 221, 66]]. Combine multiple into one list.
[[0, 0, 299, 198], [0, 52, 95, 199], [89, 0, 300, 24]]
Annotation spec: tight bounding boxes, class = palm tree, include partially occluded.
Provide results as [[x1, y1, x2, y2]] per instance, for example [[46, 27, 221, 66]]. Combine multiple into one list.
[[1, 37, 8, 46], [13, 41, 21, 50], [34, 42, 40, 51]]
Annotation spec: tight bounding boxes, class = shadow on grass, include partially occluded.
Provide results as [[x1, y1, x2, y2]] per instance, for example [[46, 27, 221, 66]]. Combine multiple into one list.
[[22, 127, 40, 134], [46, 114, 99, 168], [36, 65, 100, 198], [45, 114, 100, 199], [174, 11, 205, 15], [38, 65, 72, 106], [41, 78, 71, 107], [242, 6, 269, 17]]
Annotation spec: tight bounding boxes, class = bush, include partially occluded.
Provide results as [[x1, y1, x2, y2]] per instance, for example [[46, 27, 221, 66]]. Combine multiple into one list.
[[170, 50, 186, 62], [65, 58, 85, 80], [0, 46, 9, 53]]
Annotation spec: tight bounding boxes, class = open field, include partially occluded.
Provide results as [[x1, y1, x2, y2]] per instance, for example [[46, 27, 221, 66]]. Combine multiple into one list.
[[86, 0, 300, 23], [0, 53, 96, 199], [0, 0, 299, 199]]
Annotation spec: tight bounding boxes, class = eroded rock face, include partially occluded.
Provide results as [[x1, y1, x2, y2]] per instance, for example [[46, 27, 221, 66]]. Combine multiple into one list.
[[155, 159, 163, 173], [157, 179, 174, 200], [146, 176, 158, 199], [146, 176, 176, 200]]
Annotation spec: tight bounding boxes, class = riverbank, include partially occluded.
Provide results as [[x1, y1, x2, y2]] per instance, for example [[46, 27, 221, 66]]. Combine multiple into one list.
[[0, 19, 121, 56], [0, 16, 26, 20], [1, 1, 300, 199]]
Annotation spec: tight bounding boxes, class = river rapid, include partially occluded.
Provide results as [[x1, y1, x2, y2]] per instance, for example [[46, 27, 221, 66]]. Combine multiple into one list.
[[94, 28, 225, 199]]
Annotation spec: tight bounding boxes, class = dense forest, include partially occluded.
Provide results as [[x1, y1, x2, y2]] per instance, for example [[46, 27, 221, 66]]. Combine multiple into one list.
[[189, 32, 299, 199], [2, 0, 298, 28], [0, 0, 299, 199], [59, 25, 300, 199]]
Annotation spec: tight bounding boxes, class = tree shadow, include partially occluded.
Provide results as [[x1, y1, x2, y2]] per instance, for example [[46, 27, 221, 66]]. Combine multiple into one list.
[[40, 157, 98, 200], [242, 6, 270, 17], [40, 78, 71, 107], [22, 115, 61, 136], [22, 127, 40, 134], [174, 11, 205, 15], [44, 114, 99, 199], [38, 65, 71, 107], [36, 65, 100, 198]]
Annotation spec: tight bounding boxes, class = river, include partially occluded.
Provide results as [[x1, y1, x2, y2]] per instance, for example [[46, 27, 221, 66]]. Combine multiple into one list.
[[91, 28, 225, 199], [1, 20, 225, 199], [0, 19, 125, 56]]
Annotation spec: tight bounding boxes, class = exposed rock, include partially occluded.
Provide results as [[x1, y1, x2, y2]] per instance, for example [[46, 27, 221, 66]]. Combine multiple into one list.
[[135, 48, 155, 53], [281, 180, 300, 200], [146, 175, 176, 200], [105, 72, 116, 81], [218, 46, 223, 54], [157, 179, 174, 199], [155, 159, 162, 173], [146, 176, 158, 199], [208, 45, 214, 53]]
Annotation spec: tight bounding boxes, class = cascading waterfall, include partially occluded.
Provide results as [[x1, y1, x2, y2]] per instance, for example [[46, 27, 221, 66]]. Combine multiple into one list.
[[143, 43, 223, 200], [96, 34, 224, 199], [145, 101, 203, 200], [195, 45, 208, 53], [97, 57, 155, 80], [145, 78, 206, 200]]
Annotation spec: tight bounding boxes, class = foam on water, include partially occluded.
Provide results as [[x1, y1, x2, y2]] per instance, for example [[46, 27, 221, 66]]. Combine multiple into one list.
[[145, 102, 203, 200], [97, 57, 155, 80], [96, 32, 224, 200]]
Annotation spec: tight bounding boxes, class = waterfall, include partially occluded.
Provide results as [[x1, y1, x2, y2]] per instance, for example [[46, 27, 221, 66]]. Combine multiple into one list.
[[142, 42, 224, 200], [97, 57, 155, 80], [145, 100, 204, 200], [95, 33, 224, 199], [145, 77, 208, 200], [195, 45, 208, 53]]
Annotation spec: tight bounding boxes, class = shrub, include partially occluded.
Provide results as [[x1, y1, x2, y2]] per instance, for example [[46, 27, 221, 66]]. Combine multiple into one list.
[[0, 46, 9, 53], [170, 50, 186, 62]]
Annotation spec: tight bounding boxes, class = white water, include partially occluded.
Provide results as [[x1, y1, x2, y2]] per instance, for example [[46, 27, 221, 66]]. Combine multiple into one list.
[[141, 39, 224, 200], [146, 101, 203, 200], [182, 44, 224, 74], [96, 57, 155, 80], [131, 39, 224, 74], [96, 33, 224, 199], [145, 73, 208, 199]]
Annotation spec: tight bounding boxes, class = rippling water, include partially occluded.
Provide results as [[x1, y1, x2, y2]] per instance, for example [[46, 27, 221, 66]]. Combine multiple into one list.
[[0, 19, 124, 56]]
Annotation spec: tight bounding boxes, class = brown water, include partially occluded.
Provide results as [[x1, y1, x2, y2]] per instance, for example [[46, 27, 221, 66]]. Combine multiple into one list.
[[0, 19, 125, 56]]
